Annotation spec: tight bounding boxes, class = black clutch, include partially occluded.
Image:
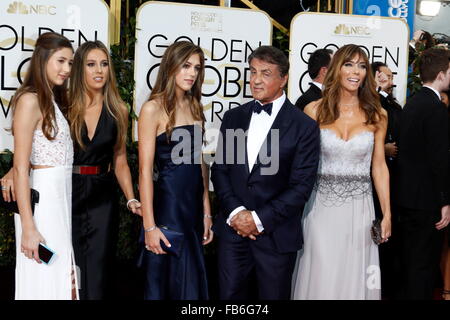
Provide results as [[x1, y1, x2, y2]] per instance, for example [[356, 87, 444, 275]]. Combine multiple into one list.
[[0, 188, 39, 215], [159, 226, 184, 258], [370, 219, 383, 245]]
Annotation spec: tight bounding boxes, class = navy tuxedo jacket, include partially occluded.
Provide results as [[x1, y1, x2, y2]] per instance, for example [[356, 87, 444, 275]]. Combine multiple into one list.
[[211, 98, 320, 253]]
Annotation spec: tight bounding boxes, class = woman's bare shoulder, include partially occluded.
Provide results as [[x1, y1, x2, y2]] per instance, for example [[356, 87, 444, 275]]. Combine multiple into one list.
[[15, 92, 39, 110], [140, 99, 163, 118]]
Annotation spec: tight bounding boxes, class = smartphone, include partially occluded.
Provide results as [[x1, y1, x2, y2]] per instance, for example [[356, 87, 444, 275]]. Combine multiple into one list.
[[38, 243, 55, 265]]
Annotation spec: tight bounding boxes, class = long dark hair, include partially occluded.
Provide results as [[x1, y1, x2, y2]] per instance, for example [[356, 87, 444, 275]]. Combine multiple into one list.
[[149, 41, 205, 139], [317, 44, 383, 125], [12, 32, 73, 140]]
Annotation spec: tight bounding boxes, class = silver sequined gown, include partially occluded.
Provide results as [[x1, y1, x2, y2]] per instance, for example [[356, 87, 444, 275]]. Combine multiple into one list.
[[292, 128, 381, 300]]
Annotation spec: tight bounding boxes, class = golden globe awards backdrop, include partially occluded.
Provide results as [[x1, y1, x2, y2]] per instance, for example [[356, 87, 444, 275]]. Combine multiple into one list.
[[134, 1, 272, 153], [0, 0, 109, 150], [288, 13, 409, 107]]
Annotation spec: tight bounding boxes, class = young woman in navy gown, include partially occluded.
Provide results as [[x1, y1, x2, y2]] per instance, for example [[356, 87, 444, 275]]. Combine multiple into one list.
[[138, 41, 213, 300]]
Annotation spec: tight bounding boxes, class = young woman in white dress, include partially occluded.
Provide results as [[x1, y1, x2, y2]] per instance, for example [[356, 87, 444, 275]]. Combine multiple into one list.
[[11, 32, 78, 300], [292, 44, 392, 300]]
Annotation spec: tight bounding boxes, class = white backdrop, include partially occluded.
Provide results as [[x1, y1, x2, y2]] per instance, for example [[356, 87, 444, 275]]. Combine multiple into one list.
[[0, 0, 109, 151], [288, 13, 409, 107], [134, 1, 272, 153]]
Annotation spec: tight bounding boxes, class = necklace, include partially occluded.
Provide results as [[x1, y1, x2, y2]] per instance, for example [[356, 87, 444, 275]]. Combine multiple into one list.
[[339, 102, 359, 118]]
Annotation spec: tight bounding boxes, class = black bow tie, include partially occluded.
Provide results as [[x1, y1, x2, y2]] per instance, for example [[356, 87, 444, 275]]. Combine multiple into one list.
[[252, 101, 273, 115]]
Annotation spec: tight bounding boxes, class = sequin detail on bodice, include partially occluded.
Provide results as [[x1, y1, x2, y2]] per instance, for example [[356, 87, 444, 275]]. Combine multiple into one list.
[[314, 128, 374, 205], [30, 101, 73, 166]]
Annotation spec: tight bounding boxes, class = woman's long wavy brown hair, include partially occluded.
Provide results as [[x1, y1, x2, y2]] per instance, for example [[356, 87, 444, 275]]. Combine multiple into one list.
[[149, 41, 205, 138], [316, 44, 383, 125], [68, 41, 127, 149], [12, 32, 73, 139]]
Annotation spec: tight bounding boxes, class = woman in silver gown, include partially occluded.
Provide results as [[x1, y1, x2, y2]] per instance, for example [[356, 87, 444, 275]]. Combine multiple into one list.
[[292, 44, 392, 300]]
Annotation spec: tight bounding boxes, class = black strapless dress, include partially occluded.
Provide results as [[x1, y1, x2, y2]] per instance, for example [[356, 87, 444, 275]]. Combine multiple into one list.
[[72, 105, 119, 300], [138, 124, 208, 300]]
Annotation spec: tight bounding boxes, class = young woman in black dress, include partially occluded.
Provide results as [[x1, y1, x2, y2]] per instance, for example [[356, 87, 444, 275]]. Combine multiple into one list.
[[138, 41, 213, 299], [68, 41, 141, 300]]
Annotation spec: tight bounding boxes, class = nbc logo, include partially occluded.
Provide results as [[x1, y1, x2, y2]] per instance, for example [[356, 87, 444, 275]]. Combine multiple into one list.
[[7, 1, 29, 14], [6, 1, 56, 15], [334, 23, 371, 37], [334, 24, 350, 35]]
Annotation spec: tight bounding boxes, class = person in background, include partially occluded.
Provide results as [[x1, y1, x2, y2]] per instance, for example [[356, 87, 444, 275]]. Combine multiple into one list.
[[441, 90, 449, 107], [441, 89, 450, 300], [409, 30, 435, 66], [371, 61, 403, 299], [295, 48, 333, 111], [371, 62, 402, 166], [393, 48, 450, 299]]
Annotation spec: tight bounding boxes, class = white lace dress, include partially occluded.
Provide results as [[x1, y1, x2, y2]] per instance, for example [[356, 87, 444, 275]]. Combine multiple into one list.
[[292, 129, 381, 300], [14, 101, 78, 300]]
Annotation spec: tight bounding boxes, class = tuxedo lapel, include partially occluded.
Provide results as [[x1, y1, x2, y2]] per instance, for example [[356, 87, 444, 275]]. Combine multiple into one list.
[[311, 83, 322, 98], [238, 103, 253, 176], [249, 101, 292, 178]]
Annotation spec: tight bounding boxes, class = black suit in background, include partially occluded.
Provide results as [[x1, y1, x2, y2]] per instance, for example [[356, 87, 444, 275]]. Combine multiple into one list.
[[393, 86, 449, 299], [294, 83, 322, 111], [372, 93, 402, 206], [372, 93, 402, 299]]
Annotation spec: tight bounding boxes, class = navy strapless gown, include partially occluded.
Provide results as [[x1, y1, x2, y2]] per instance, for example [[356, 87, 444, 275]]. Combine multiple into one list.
[[139, 124, 208, 300]]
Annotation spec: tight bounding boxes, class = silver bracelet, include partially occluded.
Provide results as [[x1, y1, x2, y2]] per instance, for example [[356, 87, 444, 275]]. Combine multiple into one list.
[[144, 225, 157, 233], [126, 198, 139, 210], [204, 214, 213, 219]]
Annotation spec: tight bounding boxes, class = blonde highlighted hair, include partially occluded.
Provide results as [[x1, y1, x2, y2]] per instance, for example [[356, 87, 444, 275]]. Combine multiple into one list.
[[68, 40, 127, 149], [316, 44, 383, 125]]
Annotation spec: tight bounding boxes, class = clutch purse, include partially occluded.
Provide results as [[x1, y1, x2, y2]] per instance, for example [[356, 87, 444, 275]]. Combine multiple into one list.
[[0, 188, 39, 215], [370, 219, 383, 245], [159, 226, 184, 258]]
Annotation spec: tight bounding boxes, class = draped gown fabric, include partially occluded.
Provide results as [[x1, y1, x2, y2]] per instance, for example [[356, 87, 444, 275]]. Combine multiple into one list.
[[292, 129, 381, 300], [71, 105, 119, 300], [14, 101, 78, 300], [139, 124, 208, 300]]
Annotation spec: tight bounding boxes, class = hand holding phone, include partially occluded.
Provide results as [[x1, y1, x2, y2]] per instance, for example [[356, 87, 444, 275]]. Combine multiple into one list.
[[38, 243, 56, 265]]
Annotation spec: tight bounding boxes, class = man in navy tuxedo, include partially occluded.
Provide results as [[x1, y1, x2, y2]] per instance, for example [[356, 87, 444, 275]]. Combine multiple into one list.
[[211, 46, 320, 300]]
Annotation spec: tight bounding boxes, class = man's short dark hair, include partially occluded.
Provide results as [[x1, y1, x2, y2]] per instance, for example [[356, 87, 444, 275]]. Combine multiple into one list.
[[248, 46, 289, 77], [370, 61, 388, 76], [308, 48, 333, 79], [419, 48, 450, 83]]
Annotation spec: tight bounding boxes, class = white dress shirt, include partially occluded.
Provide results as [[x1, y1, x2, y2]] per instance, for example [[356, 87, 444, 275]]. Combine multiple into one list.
[[226, 92, 286, 232], [379, 90, 389, 98], [312, 81, 323, 91]]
